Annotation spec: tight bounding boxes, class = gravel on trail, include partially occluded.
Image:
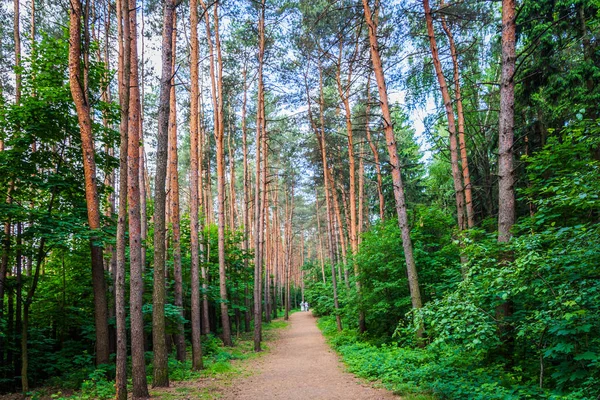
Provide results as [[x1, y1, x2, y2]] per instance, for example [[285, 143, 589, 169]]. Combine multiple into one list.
[[221, 311, 398, 400]]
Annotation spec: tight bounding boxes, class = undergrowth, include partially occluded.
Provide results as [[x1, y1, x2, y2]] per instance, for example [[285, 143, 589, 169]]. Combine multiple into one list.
[[317, 316, 594, 400], [31, 318, 288, 400]]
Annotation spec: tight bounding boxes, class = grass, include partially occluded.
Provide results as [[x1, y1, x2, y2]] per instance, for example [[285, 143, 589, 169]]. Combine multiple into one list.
[[31, 317, 290, 400]]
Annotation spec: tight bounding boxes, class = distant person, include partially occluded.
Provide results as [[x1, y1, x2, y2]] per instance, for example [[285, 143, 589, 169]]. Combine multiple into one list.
[[305, 302, 309, 312], [300, 302, 305, 311]]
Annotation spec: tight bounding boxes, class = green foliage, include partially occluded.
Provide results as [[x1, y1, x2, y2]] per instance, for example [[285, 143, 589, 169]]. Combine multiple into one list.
[[319, 316, 590, 399], [307, 112, 600, 398], [306, 205, 459, 338], [407, 119, 600, 397]]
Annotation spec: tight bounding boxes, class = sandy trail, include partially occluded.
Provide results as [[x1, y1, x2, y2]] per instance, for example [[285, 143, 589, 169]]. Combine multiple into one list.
[[222, 311, 397, 400]]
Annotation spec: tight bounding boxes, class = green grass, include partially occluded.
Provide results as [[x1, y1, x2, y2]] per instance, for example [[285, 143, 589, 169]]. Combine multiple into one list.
[[40, 318, 289, 400]]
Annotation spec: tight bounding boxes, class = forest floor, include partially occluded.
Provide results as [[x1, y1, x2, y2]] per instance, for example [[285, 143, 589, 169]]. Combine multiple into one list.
[[217, 311, 398, 400], [3, 312, 398, 400]]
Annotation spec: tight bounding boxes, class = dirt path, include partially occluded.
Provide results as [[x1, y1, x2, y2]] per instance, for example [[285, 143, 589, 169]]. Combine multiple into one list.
[[222, 312, 397, 400]]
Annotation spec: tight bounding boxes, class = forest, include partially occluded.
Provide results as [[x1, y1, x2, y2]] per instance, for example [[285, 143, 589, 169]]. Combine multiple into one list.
[[0, 0, 599, 398]]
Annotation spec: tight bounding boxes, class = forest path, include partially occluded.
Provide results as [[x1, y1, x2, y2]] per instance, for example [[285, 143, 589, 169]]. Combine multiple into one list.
[[221, 311, 398, 400]]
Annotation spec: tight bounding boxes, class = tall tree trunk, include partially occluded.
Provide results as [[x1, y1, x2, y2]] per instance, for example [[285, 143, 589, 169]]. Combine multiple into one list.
[[253, 0, 266, 352], [167, 12, 185, 363], [128, 0, 150, 393], [189, 0, 204, 369], [199, 89, 211, 334], [199, 0, 232, 346], [264, 192, 272, 323], [271, 184, 279, 321], [241, 65, 252, 331], [315, 191, 326, 284], [227, 106, 237, 229], [330, 177, 348, 286], [115, 0, 131, 395], [315, 63, 342, 331], [365, 77, 385, 221], [439, 5, 474, 228], [139, 6, 148, 273], [496, 0, 517, 355], [423, 0, 466, 231], [152, 0, 175, 386], [498, 0, 516, 243], [334, 46, 365, 332], [336, 53, 366, 333], [98, 1, 116, 354], [358, 142, 365, 241], [14, 223, 22, 388], [68, 0, 110, 365], [362, 0, 423, 325]]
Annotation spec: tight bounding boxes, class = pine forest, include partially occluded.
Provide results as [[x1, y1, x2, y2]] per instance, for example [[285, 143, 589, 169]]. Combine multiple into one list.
[[0, 0, 599, 398]]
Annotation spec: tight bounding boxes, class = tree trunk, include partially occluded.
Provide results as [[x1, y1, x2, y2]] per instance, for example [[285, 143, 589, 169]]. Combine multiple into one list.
[[358, 143, 365, 241], [68, 0, 110, 365], [365, 77, 385, 221], [496, 0, 517, 356], [152, 0, 175, 386], [241, 65, 252, 332], [227, 106, 237, 230], [115, 0, 131, 395], [330, 177, 348, 287], [199, 0, 232, 346], [189, 0, 204, 369], [439, 5, 474, 228], [334, 49, 365, 332], [167, 12, 185, 363], [264, 191, 272, 323], [13, 223, 22, 388], [199, 90, 211, 334], [362, 0, 423, 324], [423, 0, 466, 231], [253, 0, 266, 352], [139, 7, 148, 273], [498, 0, 516, 243], [128, 0, 150, 393], [315, 192, 327, 284], [315, 63, 342, 331]]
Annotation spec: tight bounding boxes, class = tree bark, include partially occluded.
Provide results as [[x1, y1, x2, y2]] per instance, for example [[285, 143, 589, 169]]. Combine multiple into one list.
[[227, 105, 237, 230], [365, 77, 385, 221], [241, 65, 252, 332], [498, 0, 516, 243], [283, 186, 294, 320], [253, 0, 267, 352], [199, 82, 211, 335], [152, 0, 176, 386], [68, 0, 110, 365], [189, 0, 204, 369], [362, 0, 423, 322], [315, 191, 327, 284], [439, 5, 474, 228], [423, 0, 466, 231], [128, 0, 150, 393], [115, 0, 131, 395], [334, 42, 365, 332], [315, 63, 342, 331], [167, 12, 185, 363], [199, 0, 232, 346]]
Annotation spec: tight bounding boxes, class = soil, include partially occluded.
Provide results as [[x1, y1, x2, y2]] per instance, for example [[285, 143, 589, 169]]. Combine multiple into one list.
[[220, 311, 398, 400]]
